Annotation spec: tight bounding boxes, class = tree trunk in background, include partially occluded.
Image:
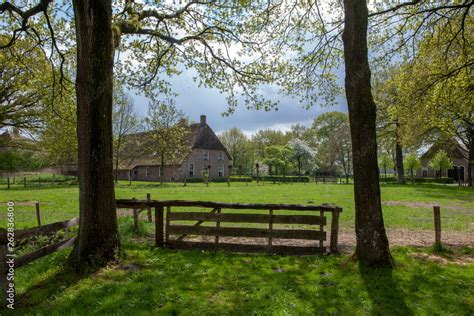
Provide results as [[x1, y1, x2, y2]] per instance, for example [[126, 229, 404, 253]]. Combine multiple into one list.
[[68, 0, 120, 273], [342, 0, 392, 267], [395, 141, 405, 184]]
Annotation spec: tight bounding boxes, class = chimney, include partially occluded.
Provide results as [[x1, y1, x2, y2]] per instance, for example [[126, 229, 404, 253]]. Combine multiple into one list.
[[200, 115, 206, 125]]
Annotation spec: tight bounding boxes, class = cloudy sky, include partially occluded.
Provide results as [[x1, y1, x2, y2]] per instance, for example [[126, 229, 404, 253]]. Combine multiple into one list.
[[130, 68, 348, 136]]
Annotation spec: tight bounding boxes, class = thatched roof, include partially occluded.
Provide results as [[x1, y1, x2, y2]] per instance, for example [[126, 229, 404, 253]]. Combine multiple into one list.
[[118, 115, 232, 169]]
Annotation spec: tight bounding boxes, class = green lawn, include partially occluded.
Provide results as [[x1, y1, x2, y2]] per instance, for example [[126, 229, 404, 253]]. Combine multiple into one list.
[[1, 182, 473, 231], [5, 224, 474, 315], [0, 182, 473, 314]]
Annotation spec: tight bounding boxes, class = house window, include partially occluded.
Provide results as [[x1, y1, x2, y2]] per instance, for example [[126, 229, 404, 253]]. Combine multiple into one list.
[[188, 163, 194, 176], [218, 151, 224, 161], [203, 150, 209, 161], [218, 165, 224, 177], [146, 167, 150, 178]]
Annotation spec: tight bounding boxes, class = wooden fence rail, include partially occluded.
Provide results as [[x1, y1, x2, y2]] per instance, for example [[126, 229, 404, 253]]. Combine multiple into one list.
[[116, 199, 343, 255], [0, 218, 78, 307]]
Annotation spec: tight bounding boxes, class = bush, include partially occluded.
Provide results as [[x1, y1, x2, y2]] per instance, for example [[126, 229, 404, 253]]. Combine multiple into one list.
[[251, 175, 310, 183], [380, 177, 454, 184], [184, 176, 253, 183]]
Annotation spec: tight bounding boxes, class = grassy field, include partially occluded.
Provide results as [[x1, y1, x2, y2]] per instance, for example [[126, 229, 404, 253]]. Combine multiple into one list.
[[5, 225, 474, 315], [0, 182, 473, 314], [1, 181, 473, 231]]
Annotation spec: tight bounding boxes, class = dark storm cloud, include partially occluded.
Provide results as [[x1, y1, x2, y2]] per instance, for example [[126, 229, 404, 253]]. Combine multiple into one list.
[[130, 68, 348, 135]]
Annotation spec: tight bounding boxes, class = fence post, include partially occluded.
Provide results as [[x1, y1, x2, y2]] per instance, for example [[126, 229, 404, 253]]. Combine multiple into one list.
[[268, 209, 273, 251], [330, 208, 342, 254], [154, 206, 164, 247], [319, 210, 324, 250], [433, 205, 441, 246], [131, 197, 139, 233], [35, 202, 42, 227], [146, 193, 152, 222], [0, 228, 8, 308], [215, 208, 221, 244], [6, 178, 9, 190]]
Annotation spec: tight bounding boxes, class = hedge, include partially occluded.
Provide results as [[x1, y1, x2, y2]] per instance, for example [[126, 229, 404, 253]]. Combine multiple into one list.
[[251, 175, 310, 183], [184, 176, 252, 183], [380, 177, 454, 184]]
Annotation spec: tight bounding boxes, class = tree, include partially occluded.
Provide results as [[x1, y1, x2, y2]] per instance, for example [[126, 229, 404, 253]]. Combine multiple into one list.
[[310, 112, 352, 181], [263, 145, 293, 177], [342, 0, 392, 267], [384, 19, 474, 186], [430, 150, 453, 178], [378, 153, 394, 178], [0, 40, 49, 129], [219, 128, 254, 176], [289, 139, 314, 179], [38, 84, 77, 167], [252, 129, 289, 175], [144, 99, 188, 184], [113, 91, 139, 183], [404, 154, 421, 180], [1, 0, 282, 271]]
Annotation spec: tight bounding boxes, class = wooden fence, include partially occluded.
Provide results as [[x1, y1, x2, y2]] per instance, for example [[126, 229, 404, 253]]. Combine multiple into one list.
[[116, 199, 342, 255], [0, 218, 78, 307]]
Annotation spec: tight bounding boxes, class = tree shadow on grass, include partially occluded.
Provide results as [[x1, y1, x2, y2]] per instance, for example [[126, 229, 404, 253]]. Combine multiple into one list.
[[359, 264, 413, 316]]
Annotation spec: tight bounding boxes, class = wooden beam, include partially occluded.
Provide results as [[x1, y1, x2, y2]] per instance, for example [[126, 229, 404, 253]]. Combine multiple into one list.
[[116, 199, 341, 212], [14, 218, 79, 242], [330, 208, 342, 253], [167, 240, 325, 255], [16, 237, 76, 268], [167, 225, 326, 240], [155, 206, 164, 247], [175, 208, 219, 242], [168, 212, 327, 225]]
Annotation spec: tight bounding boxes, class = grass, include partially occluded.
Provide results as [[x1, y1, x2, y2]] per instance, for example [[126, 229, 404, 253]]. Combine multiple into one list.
[[5, 220, 474, 315], [1, 182, 473, 314], [1, 181, 473, 231]]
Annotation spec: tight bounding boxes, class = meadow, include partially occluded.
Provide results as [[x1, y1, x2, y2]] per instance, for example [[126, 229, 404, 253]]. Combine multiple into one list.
[[0, 181, 473, 314]]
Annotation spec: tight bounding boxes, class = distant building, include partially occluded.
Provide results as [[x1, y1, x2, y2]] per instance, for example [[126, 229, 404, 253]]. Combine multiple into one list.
[[117, 115, 233, 181], [415, 140, 471, 183]]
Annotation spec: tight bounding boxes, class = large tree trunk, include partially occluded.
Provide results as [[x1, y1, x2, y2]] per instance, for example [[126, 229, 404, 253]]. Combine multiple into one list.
[[342, 0, 392, 267], [468, 127, 473, 187], [395, 141, 405, 184], [68, 0, 120, 272], [161, 153, 165, 184]]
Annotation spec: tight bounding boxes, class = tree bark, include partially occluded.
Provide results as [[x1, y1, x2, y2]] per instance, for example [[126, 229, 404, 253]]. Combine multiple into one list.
[[468, 127, 473, 187], [395, 141, 405, 184], [342, 0, 392, 267], [68, 0, 120, 273], [161, 153, 165, 184], [114, 137, 121, 183]]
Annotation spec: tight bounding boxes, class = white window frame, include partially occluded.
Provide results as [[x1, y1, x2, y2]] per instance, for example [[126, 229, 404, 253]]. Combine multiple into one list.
[[188, 163, 194, 176], [203, 150, 209, 161], [218, 165, 224, 177], [218, 151, 224, 161]]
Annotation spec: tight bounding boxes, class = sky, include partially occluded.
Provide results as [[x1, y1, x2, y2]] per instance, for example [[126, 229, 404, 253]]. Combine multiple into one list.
[[130, 68, 348, 136]]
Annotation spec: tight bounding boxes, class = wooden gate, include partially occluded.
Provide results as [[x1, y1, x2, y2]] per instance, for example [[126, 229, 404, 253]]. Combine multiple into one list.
[[116, 199, 342, 254]]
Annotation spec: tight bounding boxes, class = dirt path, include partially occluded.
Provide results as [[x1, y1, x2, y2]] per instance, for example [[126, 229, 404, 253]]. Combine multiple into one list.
[[338, 228, 473, 253]]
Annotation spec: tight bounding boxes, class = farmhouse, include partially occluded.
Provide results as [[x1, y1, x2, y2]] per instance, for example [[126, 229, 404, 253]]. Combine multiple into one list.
[[415, 139, 472, 183], [117, 115, 232, 181]]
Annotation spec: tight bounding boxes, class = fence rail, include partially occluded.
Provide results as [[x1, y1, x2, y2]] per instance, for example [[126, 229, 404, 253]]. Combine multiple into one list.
[[0, 218, 78, 307]]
